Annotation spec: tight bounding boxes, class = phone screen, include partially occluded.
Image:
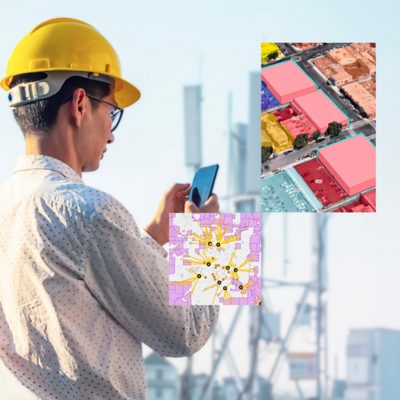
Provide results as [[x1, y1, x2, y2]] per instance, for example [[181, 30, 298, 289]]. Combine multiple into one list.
[[189, 164, 219, 208]]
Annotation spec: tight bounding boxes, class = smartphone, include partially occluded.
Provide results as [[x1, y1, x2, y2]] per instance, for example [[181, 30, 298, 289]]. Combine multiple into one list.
[[189, 164, 219, 208]]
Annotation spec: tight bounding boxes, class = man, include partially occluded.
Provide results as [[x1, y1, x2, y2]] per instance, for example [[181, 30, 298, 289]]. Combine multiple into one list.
[[0, 18, 219, 399]]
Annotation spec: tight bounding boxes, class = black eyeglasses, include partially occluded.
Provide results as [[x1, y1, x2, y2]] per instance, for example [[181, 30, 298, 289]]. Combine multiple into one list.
[[85, 93, 124, 132]]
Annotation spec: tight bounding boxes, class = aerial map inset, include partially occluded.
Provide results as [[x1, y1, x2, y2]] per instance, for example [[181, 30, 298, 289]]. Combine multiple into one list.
[[261, 43, 376, 213]]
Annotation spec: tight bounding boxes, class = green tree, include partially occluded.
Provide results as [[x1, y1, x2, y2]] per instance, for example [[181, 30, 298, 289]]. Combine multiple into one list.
[[325, 121, 343, 137], [312, 131, 320, 141], [294, 134, 308, 149], [261, 146, 273, 163], [268, 51, 278, 60]]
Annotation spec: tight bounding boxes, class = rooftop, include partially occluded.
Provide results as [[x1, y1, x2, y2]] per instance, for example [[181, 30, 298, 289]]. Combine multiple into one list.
[[341, 81, 376, 119], [261, 81, 279, 111], [313, 56, 353, 87], [261, 113, 293, 153], [261, 170, 317, 212]]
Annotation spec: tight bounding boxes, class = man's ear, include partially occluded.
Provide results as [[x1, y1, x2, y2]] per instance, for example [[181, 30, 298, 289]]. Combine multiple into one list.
[[70, 88, 87, 128]]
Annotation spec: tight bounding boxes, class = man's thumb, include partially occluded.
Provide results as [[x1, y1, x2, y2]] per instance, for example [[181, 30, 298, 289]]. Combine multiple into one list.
[[185, 200, 199, 213]]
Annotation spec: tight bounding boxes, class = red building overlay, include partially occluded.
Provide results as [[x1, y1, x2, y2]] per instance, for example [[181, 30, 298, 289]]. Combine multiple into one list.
[[335, 190, 376, 212], [272, 105, 318, 138], [294, 159, 347, 207]]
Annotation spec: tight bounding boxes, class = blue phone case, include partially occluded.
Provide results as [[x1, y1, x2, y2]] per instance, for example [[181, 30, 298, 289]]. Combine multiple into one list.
[[189, 164, 219, 208]]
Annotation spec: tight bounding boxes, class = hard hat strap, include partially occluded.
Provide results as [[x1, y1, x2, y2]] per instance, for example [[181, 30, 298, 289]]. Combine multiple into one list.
[[7, 70, 115, 108]]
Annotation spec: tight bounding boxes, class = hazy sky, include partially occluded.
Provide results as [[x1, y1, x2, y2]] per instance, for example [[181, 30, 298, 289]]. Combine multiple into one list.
[[0, 0, 399, 397]]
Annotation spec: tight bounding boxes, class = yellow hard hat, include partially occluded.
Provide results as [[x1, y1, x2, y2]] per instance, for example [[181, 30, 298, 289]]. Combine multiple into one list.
[[0, 17, 140, 108]]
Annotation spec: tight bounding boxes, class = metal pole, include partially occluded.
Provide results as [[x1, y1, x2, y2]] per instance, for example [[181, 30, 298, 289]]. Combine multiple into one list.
[[283, 214, 288, 276], [215, 325, 244, 394], [238, 306, 262, 400], [316, 215, 323, 400], [325, 301, 329, 400], [294, 380, 306, 400], [316, 267, 322, 399], [316, 215, 329, 400], [269, 285, 311, 382], [201, 307, 244, 400], [227, 91, 233, 206], [181, 357, 193, 400]]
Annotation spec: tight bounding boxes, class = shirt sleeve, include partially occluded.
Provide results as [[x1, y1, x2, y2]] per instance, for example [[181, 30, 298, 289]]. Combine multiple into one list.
[[82, 201, 219, 357], [140, 229, 168, 258]]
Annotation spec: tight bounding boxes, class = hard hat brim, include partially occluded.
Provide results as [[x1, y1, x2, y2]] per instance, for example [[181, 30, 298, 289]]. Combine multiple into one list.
[[114, 76, 141, 109]]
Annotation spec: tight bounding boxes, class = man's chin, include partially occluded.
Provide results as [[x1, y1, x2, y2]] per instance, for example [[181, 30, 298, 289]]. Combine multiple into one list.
[[82, 161, 100, 173]]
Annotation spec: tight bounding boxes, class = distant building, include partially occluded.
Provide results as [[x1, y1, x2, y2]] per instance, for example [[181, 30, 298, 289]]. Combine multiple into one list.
[[183, 85, 202, 170], [258, 377, 273, 400], [218, 376, 272, 400], [230, 122, 247, 197], [332, 379, 347, 400], [247, 71, 262, 195], [190, 373, 209, 400], [144, 352, 180, 400], [345, 328, 400, 400]]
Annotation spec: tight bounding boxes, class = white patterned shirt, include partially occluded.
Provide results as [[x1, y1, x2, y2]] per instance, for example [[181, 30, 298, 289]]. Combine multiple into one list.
[[0, 155, 219, 400]]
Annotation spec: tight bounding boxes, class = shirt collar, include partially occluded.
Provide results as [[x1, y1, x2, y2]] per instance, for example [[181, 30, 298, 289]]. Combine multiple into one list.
[[13, 155, 84, 184]]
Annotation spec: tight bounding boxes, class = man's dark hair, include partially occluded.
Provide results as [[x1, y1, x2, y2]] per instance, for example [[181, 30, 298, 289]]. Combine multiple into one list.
[[10, 73, 111, 136]]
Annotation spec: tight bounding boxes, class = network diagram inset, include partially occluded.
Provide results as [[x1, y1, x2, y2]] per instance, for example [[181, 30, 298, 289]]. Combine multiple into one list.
[[169, 213, 262, 306]]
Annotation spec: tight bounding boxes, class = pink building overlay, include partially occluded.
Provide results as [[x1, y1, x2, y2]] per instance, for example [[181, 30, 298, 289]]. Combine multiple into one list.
[[317, 134, 376, 196], [261, 60, 316, 104], [293, 90, 349, 133]]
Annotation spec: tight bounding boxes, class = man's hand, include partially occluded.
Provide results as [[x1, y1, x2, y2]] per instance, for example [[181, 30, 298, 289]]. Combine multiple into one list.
[[184, 194, 219, 213], [145, 183, 219, 246]]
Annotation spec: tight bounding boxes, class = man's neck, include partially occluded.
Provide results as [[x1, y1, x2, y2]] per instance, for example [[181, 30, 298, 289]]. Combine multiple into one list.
[[24, 132, 82, 177]]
